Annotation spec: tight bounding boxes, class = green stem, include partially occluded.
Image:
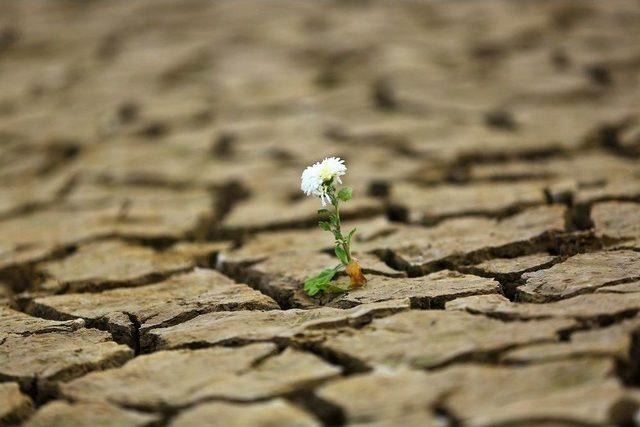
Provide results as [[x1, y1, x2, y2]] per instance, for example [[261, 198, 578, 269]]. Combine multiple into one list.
[[330, 192, 351, 263]]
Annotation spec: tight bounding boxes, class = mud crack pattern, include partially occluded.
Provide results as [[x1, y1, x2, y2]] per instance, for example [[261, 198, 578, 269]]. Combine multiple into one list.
[[1, 1, 640, 426]]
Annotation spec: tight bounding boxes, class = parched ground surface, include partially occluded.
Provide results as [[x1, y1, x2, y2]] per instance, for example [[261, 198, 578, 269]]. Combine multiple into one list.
[[1, 1, 640, 426]]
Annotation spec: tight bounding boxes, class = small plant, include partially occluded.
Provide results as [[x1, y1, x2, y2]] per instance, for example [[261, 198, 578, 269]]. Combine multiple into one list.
[[300, 157, 367, 296]]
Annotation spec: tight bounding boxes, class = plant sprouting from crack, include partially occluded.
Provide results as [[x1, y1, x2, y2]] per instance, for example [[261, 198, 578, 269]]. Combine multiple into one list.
[[300, 157, 367, 296]]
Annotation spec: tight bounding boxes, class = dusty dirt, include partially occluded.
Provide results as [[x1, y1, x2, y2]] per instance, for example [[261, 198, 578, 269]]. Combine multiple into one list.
[[1, 0, 640, 426]]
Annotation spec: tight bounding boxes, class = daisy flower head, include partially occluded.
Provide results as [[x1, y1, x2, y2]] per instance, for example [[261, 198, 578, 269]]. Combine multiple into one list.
[[300, 157, 347, 206]]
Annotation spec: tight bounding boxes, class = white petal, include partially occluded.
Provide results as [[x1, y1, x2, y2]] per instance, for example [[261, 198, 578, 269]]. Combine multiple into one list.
[[300, 157, 348, 201]]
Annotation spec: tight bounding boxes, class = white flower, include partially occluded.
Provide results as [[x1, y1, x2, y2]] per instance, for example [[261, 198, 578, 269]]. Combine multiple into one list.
[[301, 157, 347, 206]]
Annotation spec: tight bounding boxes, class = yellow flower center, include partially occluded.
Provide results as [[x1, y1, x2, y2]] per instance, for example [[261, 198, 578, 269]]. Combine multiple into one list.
[[319, 165, 334, 182]]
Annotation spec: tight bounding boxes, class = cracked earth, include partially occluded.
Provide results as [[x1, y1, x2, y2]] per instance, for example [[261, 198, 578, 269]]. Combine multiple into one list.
[[1, 1, 640, 426]]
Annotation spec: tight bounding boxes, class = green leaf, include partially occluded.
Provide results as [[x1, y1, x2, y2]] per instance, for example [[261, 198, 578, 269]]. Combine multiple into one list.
[[318, 221, 331, 231], [303, 268, 337, 296], [317, 208, 330, 216], [304, 282, 320, 296], [335, 245, 348, 265], [347, 228, 357, 245], [329, 213, 338, 225], [303, 266, 349, 296], [304, 278, 321, 296], [337, 187, 353, 202]]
